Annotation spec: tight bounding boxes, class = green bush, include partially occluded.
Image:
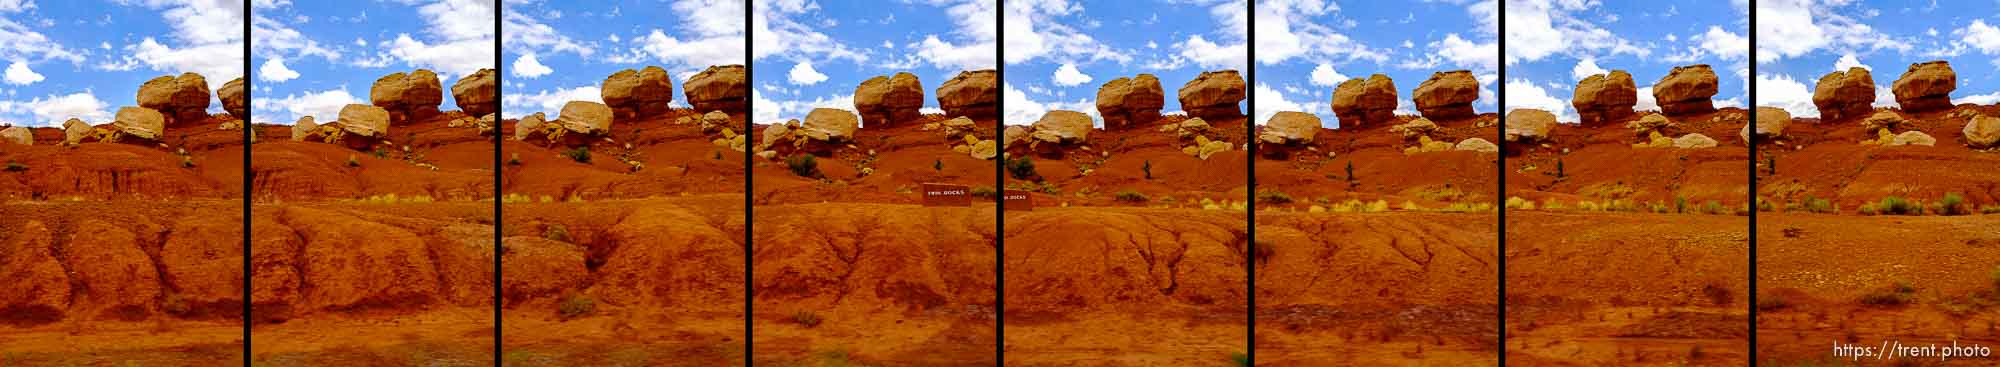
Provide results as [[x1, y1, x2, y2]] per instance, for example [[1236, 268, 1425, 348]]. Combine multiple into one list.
[[1674, 196, 1688, 214], [1702, 200, 1725, 215], [970, 186, 998, 200], [1256, 189, 1294, 205], [1859, 281, 1916, 306], [793, 311, 823, 328], [933, 159, 944, 172], [1005, 157, 1038, 181], [1230, 352, 1250, 367], [785, 154, 821, 178], [1878, 196, 1920, 215], [1990, 266, 2000, 292], [345, 155, 360, 167], [2, 161, 23, 172], [558, 295, 596, 319], [562, 146, 592, 163], [1114, 190, 1149, 203], [1804, 197, 1835, 214], [1941, 192, 1969, 216]]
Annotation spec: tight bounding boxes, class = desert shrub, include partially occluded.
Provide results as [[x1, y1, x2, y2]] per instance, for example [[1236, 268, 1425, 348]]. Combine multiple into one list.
[[1230, 352, 1250, 367], [1990, 265, 2000, 292], [1880, 196, 1924, 215], [1941, 192, 1969, 216], [1440, 202, 1494, 213], [1, 161, 22, 172], [1756, 290, 1792, 311], [1756, 197, 1774, 212], [345, 155, 360, 167], [1649, 201, 1669, 213], [562, 146, 592, 163], [1364, 200, 1389, 213], [970, 186, 997, 200], [1859, 203, 1879, 216], [543, 224, 570, 243], [933, 159, 943, 172], [1804, 197, 1835, 214], [507, 153, 521, 166], [1858, 281, 1917, 306], [1541, 200, 1566, 211], [1142, 160, 1153, 179], [785, 154, 821, 178], [793, 311, 823, 328], [1005, 157, 1038, 180], [1504, 196, 1535, 210], [1555, 159, 1566, 179], [1983, 205, 2000, 214], [1577, 200, 1601, 211], [1114, 190, 1149, 203], [1255, 189, 1294, 204], [180, 157, 195, 168], [557, 295, 596, 319], [1701, 200, 1725, 215], [1401, 201, 1422, 211], [1674, 196, 1689, 214]]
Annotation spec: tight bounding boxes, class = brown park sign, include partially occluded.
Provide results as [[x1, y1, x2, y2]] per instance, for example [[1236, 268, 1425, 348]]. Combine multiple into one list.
[[1003, 189, 1033, 211], [921, 183, 972, 207]]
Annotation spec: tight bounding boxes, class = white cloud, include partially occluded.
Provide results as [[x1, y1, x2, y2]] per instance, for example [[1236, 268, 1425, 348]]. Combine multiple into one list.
[[511, 53, 553, 78], [1503, 0, 1647, 64], [1004, 0, 1128, 65], [258, 58, 300, 82], [1953, 91, 2000, 105], [1956, 19, 2000, 55], [787, 61, 828, 86], [750, 90, 857, 126], [1833, 53, 1870, 71], [1666, 26, 1749, 63], [0, 92, 111, 126], [1873, 84, 1898, 108], [4, 61, 41, 85], [1253, 82, 1329, 128], [1179, 35, 1247, 71], [1003, 82, 1048, 125], [501, 86, 601, 119], [1253, 0, 1381, 65], [1570, 57, 1607, 80], [1754, 73, 1817, 118], [1309, 63, 1348, 87], [1432, 33, 1498, 71], [0, 0, 33, 13], [1051, 63, 1091, 86], [1635, 86, 1659, 112], [636, 29, 748, 72], [502, 8, 592, 57], [109, 38, 244, 91], [755, 0, 865, 63], [1505, 78, 1575, 123], [1755, 0, 1907, 62], [385, 34, 491, 81], [250, 88, 362, 124]]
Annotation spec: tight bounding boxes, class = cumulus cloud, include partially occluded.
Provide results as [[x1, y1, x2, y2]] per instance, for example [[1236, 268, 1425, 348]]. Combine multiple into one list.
[[1051, 63, 1091, 87], [1635, 86, 1659, 112], [502, 86, 601, 119], [750, 90, 856, 126], [755, 0, 865, 63], [1002, 82, 1044, 125], [1254, 82, 1329, 128], [1756, 0, 1906, 62], [1833, 53, 1870, 71], [0, 92, 112, 126], [1310, 63, 1348, 87], [1505, 78, 1574, 123], [4, 60, 41, 85], [258, 58, 300, 82], [1755, 73, 1817, 118], [1503, 0, 1647, 63], [1570, 57, 1607, 80], [787, 61, 828, 86], [1254, 0, 1381, 65], [249, 88, 361, 124], [1004, 0, 1127, 65], [512, 53, 552, 78]]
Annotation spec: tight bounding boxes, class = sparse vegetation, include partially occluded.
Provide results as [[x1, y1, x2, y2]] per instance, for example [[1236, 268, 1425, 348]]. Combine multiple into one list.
[[1005, 156, 1039, 181], [1674, 196, 1688, 214], [1858, 281, 1917, 306], [180, 156, 195, 168], [1113, 190, 1149, 203], [1142, 159, 1153, 180], [507, 153, 521, 165], [1555, 158, 1566, 179], [1255, 189, 1294, 205], [970, 186, 998, 200], [557, 295, 596, 319], [785, 154, 822, 178], [793, 311, 823, 328], [543, 224, 570, 243], [933, 159, 943, 172], [346, 154, 360, 167], [1941, 192, 1969, 215], [1702, 200, 1726, 215], [1983, 205, 2000, 214], [1756, 290, 1793, 311], [1803, 197, 1835, 214], [1859, 203, 1879, 216], [1505, 196, 1535, 210], [1877, 196, 1920, 215], [562, 146, 592, 163], [2, 161, 23, 172], [1230, 352, 1251, 367]]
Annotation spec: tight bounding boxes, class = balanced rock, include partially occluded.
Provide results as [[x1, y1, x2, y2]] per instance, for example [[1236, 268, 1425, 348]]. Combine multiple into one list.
[[369, 69, 444, 125], [1413, 70, 1479, 120], [1031, 110, 1093, 144], [291, 116, 316, 141], [335, 104, 390, 138], [1653, 64, 1719, 116], [1260, 111, 1320, 145], [0, 126, 28, 145], [937, 69, 998, 118], [64, 118, 91, 145], [114, 106, 166, 140], [1965, 115, 2000, 148], [1455, 137, 1498, 153], [1892, 61, 1956, 112], [1095, 74, 1165, 129], [685, 65, 748, 113], [854, 72, 925, 127], [136, 72, 211, 126], [1177, 70, 1246, 120], [1813, 67, 1874, 121], [1504, 109, 1556, 143], [601, 66, 671, 120], [1573, 70, 1637, 125], [1331, 74, 1397, 126], [219, 77, 247, 120], [556, 101, 613, 134], [1747, 107, 1791, 142], [452, 68, 498, 118], [799, 109, 858, 144]]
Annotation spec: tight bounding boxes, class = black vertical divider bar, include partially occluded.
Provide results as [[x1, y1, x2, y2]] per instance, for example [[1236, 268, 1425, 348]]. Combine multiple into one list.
[[994, 1, 1006, 365], [1495, 0, 1508, 364], [1243, 0, 1256, 365], [241, 0, 254, 363], [492, 1, 505, 365], [744, 0, 756, 365], [1746, 1, 1759, 362]]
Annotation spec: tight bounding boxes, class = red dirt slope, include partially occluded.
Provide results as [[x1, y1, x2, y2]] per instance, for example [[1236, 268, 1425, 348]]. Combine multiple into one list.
[[1008, 115, 1248, 207], [1256, 113, 1500, 207], [751, 115, 997, 205], [1509, 108, 1750, 207], [500, 109, 744, 199], [0, 115, 243, 200], [252, 111, 493, 201]]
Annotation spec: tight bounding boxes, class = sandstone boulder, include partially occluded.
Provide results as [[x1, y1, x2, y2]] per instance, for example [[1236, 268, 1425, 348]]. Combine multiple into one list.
[[970, 139, 997, 160], [1331, 74, 1397, 126], [136, 73, 211, 126], [0, 126, 27, 145], [291, 116, 316, 141], [1892, 61, 1956, 112], [1003, 125, 1028, 147], [1504, 109, 1556, 143], [336, 104, 390, 138], [1573, 70, 1637, 125], [1673, 133, 1718, 148], [219, 77, 247, 120], [1653, 64, 1719, 116], [1813, 67, 1874, 121], [701, 110, 730, 133], [601, 66, 672, 120], [854, 72, 925, 127], [938, 69, 998, 118], [1178, 70, 1246, 120], [1260, 111, 1320, 145], [686, 64, 748, 113], [1628, 113, 1672, 135], [370, 69, 444, 124], [556, 101, 613, 134], [114, 106, 166, 140], [452, 68, 498, 118], [1455, 137, 1498, 153], [63, 118, 91, 145], [800, 108, 859, 141], [1032, 110, 1093, 144], [1413, 70, 1479, 120], [1862, 110, 1903, 132], [1746, 107, 1791, 142], [1965, 115, 2000, 148], [514, 113, 546, 141], [1390, 117, 1439, 139], [1095, 74, 1165, 129], [1891, 130, 1937, 146]]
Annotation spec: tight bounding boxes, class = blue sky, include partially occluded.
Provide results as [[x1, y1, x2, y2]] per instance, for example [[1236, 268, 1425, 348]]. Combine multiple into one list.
[[503, 0, 743, 119], [0, 0, 243, 127], [1756, 0, 2000, 117], [1504, 0, 1748, 123], [1002, 0, 1244, 126], [751, 0, 994, 125], [1255, 0, 1497, 128], [251, 0, 493, 124]]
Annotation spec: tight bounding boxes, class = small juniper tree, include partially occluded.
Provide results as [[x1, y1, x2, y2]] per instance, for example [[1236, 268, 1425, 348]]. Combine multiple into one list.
[[1556, 159, 1567, 179], [1766, 156, 1777, 176], [1142, 160, 1153, 180], [934, 159, 944, 172]]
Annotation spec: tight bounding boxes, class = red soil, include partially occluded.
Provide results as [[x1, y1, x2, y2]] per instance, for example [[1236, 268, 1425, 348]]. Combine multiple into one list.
[[750, 115, 997, 205], [251, 111, 493, 201], [1009, 115, 1249, 207], [499, 108, 744, 199], [1255, 113, 1501, 207], [0, 115, 244, 200], [1509, 108, 1750, 207]]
